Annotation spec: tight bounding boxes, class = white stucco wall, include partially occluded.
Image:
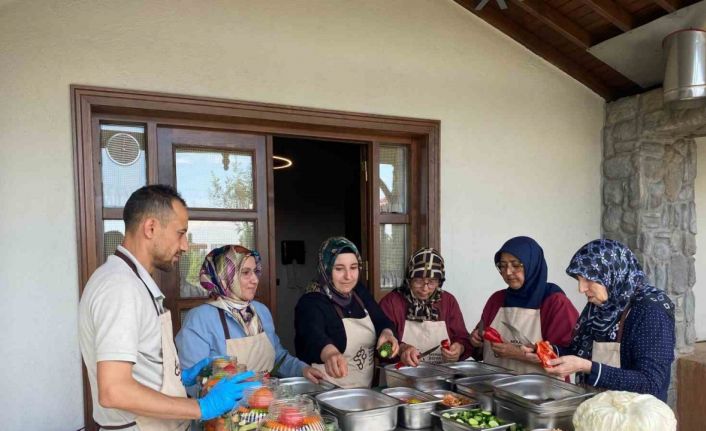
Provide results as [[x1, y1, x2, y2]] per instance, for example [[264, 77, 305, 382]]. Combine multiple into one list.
[[0, 1, 604, 428]]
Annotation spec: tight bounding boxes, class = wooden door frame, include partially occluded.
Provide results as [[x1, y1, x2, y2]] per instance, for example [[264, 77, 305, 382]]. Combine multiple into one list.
[[72, 85, 440, 430]]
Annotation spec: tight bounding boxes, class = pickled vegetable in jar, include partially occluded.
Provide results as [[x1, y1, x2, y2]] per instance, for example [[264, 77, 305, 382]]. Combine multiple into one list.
[[259, 396, 324, 431]]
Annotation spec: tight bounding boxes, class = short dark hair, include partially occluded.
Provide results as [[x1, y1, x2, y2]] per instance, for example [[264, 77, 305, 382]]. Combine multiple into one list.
[[123, 185, 187, 233]]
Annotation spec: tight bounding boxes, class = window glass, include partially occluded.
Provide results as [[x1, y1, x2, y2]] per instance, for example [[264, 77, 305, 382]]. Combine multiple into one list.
[[176, 149, 254, 209], [101, 124, 147, 208], [380, 224, 408, 290]]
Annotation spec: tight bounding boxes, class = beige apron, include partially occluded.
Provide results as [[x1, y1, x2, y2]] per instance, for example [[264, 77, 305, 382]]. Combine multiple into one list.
[[483, 307, 545, 375], [212, 300, 276, 373], [401, 320, 450, 364], [591, 307, 631, 368], [313, 293, 376, 389], [105, 251, 189, 431]]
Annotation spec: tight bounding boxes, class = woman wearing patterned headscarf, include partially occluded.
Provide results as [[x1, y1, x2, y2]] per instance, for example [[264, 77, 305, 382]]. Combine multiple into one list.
[[379, 248, 472, 366], [294, 237, 399, 388], [176, 245, 323, 384], [544, 239, 675, 401], [470, 236, 579, 374]]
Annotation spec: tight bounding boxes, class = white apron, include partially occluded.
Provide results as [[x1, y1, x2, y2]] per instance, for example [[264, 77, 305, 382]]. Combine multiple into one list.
[[313, 293, 376, 388], [591, 307, 631, 368], [212, 299, 276, 373], [401, 320, 450, 364], [104, 251, 189, 431], [483, 307, 545, 375]]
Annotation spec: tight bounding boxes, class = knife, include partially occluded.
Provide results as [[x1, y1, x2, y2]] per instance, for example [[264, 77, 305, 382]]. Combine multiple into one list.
[[393, 345, 440, 369], [501, 321, 535, 350], [477, 319, 485, 338], [418, 345, 440, 359]]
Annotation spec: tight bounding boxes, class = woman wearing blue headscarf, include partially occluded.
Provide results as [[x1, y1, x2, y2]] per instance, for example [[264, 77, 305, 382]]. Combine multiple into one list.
[[544, 239, 675, 401], [470, 236, 579, 374]]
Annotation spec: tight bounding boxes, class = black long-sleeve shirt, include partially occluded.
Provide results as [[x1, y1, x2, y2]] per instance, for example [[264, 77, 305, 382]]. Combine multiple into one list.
[[294, 283, 395, 365]]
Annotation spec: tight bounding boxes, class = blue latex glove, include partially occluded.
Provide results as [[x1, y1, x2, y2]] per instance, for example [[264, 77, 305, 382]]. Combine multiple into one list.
[[181, 357, 213, 387], [198, 370, 261, 421], [181, 358, 213, 386]]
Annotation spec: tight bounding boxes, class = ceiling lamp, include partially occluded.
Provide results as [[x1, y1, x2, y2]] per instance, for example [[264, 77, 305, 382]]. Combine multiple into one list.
[[273, 155, 293, 170]]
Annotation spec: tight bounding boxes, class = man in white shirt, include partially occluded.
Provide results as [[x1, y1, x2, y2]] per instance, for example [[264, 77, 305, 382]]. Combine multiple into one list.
[[79, 185, 257, 431]]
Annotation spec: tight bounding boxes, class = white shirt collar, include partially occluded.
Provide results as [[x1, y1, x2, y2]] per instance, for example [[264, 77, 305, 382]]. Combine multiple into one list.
[[116, 245, 166, 303]]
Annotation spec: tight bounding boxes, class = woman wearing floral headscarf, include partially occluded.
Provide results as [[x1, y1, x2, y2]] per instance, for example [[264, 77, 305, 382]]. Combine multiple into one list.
[[544, 239, 675, 401], [176, 245, 323, 383], [470, 236, 579, 374], [380, 248, 472, 366], [294, 237, 399, 388]]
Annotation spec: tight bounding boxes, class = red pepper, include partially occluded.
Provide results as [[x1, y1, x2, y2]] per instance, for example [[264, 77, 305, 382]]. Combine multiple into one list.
[[394, 361, 405, 369], [440, 339, 451, 350], [536, 340, 558, 368], [482, 327, 504, 343]]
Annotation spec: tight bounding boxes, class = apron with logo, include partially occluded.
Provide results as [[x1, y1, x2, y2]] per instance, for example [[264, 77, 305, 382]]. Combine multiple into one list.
[[99, 250, 189, 431], [211, 298, 276, 373], [401, 320, 449, 364], [312, 293, 376, 389], [591, 306, 631, 368], [483, 307, 545, 375]]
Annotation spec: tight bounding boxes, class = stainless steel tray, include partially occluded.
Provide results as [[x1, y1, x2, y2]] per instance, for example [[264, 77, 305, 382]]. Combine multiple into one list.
[[494, 397, 577, 431], [424, 389, 478, 410], [382, 387, 440, 430], [383, 363, 455, 391], [433, 361, 513, 377], [451, 374, 514, 411], [316, 388, 401, 431], [431, 407, 516, 431], [490, 374, 594, 411], [277, 376, 336, 396]]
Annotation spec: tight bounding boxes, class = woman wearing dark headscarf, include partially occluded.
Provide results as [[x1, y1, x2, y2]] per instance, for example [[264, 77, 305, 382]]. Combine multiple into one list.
[[544, 239, 675, 401], [176, 245, 323, 382], [294, 237, 399, 388], [380, 248, 472, 366], [470, 236, 579, 374]]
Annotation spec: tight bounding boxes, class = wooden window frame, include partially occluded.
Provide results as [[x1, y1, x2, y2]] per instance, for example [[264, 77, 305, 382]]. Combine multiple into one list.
[[72, 85, 440, 430]]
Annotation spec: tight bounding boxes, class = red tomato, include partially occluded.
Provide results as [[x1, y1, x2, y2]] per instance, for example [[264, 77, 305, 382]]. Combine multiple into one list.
[[248, 387, 274, 409], [278, 406, 304, 428], [440, 339, 451, 350]]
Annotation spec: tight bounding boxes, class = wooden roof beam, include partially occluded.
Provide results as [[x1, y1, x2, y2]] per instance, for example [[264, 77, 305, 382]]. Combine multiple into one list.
[[453, 0, 617, 99], [653, 0, 680, 13], [512, 0, 593, 49], [581, 0, 635, 32]]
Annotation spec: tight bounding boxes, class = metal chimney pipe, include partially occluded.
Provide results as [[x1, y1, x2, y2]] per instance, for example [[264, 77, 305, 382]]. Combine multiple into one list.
[[663, 29, 706, 109]]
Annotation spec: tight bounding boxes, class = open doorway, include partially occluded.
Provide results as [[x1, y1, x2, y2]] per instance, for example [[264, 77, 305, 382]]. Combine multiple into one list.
[[272, 137, 364, 351]]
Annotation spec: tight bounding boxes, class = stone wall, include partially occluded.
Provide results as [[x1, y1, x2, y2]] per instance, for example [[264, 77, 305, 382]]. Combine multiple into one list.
[[603, 88, 700, 406]]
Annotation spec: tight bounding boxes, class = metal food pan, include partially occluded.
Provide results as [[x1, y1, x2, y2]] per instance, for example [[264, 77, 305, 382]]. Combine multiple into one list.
[[316, 388, 400, 431], [383, 363, 455, 391], [431, 407, 516, 431], [490, 374, 594, 410], [277, 377, 336, 396], [382, 387, 440, 429], [452, 374, 516, 411], [433, 361, 513, 377], [494, 397, 577, 431], [424, 389, 478, 410]]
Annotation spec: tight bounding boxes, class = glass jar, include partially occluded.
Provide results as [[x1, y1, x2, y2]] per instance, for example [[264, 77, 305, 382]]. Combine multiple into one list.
[[321, 414, 340, 431], [259, 396, 324, 431]]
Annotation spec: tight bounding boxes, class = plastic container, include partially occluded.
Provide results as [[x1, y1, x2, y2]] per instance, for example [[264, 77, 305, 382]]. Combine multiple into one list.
[[202, 373, 282, 431], [259, 396, 325, 431]]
